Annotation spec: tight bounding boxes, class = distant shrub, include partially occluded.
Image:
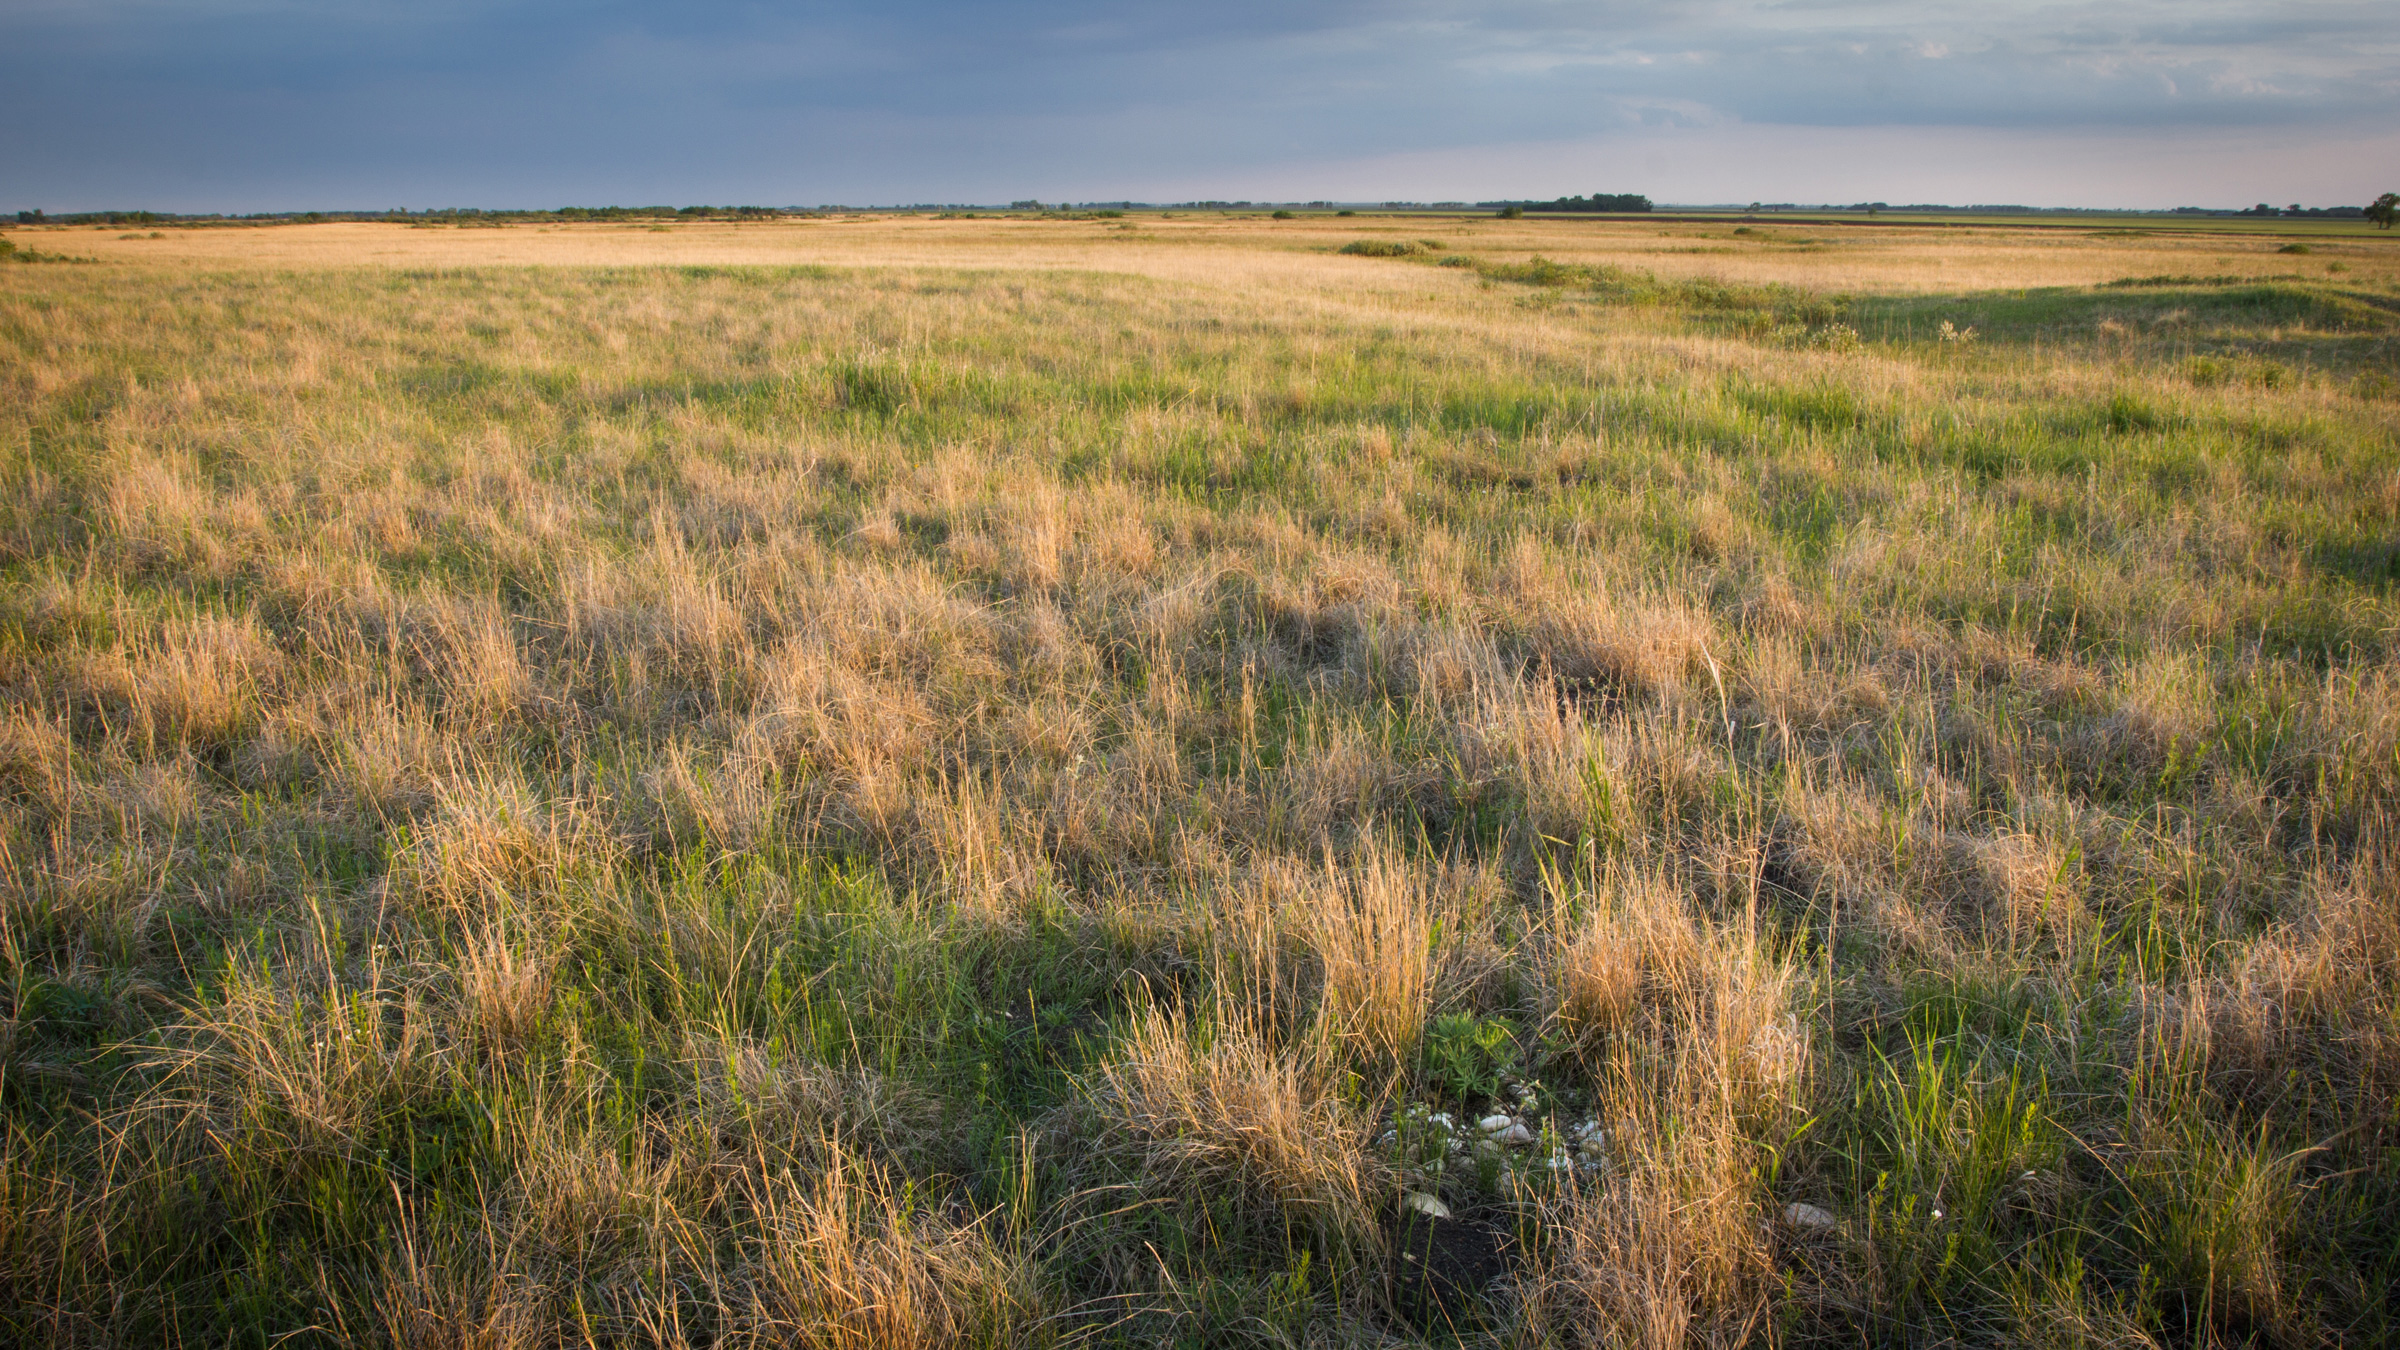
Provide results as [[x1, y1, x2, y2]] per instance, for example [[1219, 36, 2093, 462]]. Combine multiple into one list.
[[1271, 210, 1295, 220], [0, 236, 85, 264], [1497, 205, 1524, 219], [1806, 323, 1861, 353], [1336, 209, 1355, 217], [2276, 243, 2312, 254], [1339, 240, 1420, 257], [1417, 239, 1445, 250], [1094, 210, 1124, 219], [1437, 255, 1475, 268], [1481, 255, 1583, 286]]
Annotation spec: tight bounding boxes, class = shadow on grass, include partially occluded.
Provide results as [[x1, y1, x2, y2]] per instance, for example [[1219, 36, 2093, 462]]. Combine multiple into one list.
[[1849, 280, 2400, 374]]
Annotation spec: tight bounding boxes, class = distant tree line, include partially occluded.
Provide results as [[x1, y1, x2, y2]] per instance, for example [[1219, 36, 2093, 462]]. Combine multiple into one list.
[[2234, 203, 2369, 219], [1737, 202, 2383, 218], [552, 205, 787, 220], [1482, 194, 1653, 214], [6, 205, 812, 227], [10, 196, 2395, 226]]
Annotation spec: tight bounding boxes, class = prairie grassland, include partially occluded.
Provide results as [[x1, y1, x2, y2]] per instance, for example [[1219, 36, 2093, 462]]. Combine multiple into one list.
[[35, 212, 2396, 294], [1, 219, 2397, 1347]]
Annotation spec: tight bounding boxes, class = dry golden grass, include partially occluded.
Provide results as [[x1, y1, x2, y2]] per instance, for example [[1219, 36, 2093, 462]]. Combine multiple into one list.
[[21, 210, 2400, 299], [733, 1143, 1049, 1350], [1522, 868, 1805, 1348], [0, 211, 2394, 1345], [1095, 999, 1377, 1245], [1301, 845, 1438, 1067]]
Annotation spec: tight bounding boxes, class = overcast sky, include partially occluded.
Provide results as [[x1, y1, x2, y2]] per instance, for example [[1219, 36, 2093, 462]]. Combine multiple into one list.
[[4, 1, 2395, 212]]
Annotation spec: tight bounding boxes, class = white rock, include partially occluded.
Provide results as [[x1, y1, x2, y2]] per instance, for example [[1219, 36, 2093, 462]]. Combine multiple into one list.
[[1783, 1202, 1838, 1230], [1402, 1191, 1452, 1219], [1478, 1114, 1515, 1134], [1495, 1123, 1535, 1146]]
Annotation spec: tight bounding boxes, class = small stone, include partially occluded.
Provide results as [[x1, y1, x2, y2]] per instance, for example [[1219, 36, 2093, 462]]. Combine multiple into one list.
[[1783, 1202, 1838, 1230], [1402, 1191, 1453, 1220], [1495, 1123, 1535, 1146], [1477, 1114, 1514, 1134]]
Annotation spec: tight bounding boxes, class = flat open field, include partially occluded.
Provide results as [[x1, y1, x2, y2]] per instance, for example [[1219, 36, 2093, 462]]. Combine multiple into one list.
[[3, 215, 2397, 1346]]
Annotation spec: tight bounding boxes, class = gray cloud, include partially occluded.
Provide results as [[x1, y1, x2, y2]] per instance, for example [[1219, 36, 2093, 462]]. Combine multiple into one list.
[[1, 1, 2392, 209]]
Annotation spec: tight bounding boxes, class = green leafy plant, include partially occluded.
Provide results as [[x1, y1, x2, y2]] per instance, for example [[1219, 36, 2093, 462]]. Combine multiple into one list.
[[1420, 1012, 1520, 1103]]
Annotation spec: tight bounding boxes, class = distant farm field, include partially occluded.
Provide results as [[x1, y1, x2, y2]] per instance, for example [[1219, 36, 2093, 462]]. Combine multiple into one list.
[[3, 213, 2397, 1347]]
